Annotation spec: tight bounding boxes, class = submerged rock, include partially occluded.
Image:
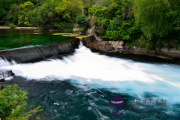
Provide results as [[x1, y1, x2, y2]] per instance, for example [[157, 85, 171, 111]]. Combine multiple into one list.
[[0, 69, 15, 79], [0, 78, 5, 82]]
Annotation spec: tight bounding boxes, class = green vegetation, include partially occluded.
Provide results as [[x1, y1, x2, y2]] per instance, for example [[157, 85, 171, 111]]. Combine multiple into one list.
[[1, 0, 180, 51], [9, 23, 16, 29], [0, 84, 42, 120], [76, 15, 90, 32], [1, 0, 84, 29]]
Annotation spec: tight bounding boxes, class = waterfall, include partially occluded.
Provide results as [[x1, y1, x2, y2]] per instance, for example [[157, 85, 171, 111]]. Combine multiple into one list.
[[0, 38, 80, 63]]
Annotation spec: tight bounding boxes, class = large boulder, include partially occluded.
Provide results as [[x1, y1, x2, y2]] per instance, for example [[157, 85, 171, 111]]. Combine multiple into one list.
[[109, 41, 124, 51], [89, 41, 124, 52]]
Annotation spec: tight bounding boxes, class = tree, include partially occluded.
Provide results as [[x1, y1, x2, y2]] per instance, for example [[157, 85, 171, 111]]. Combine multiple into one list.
[[0, 84, 42, 120], [76, 15, 90, 31], [133, 0, 180, 39], [50, 0, 68, 14], [6, 3, 19, 24], [18, 1, 34, 26], [0, 1, 6, 19], [66, 0, 84, 22]]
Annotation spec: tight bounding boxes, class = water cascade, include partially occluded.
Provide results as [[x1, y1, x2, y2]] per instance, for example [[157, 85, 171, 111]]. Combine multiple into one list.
[[0, 38, 80, 63]]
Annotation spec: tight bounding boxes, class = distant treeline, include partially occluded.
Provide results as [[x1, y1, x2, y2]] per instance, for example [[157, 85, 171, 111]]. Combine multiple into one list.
[[0, 0, 84, 29]]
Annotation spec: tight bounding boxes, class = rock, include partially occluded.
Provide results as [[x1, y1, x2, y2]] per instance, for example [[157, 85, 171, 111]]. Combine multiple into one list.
[[99, 45, 105, 51], [11, 72, 15, 76], [0, 78, 5, 82], [106, 44, 114, 51], [0, 85, 4, 90], [0, 69, 15, 79]]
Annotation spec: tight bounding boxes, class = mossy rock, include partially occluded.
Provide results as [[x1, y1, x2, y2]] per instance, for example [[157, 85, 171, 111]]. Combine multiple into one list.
[[94, 52, 100, 54], [156, 56, 173, 60]]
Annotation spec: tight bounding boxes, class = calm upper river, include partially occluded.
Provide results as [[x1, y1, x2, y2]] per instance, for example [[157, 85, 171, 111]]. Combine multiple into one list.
[[0, 30, 180, 120]]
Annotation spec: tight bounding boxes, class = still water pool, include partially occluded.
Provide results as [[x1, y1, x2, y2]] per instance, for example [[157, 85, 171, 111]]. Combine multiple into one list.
[[0, 29, 74, 50], [0, 41, 180, 120]]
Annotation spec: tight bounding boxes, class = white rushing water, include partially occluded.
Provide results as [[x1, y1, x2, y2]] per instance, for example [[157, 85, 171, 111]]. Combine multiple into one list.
[[0, 42, 180, 112]]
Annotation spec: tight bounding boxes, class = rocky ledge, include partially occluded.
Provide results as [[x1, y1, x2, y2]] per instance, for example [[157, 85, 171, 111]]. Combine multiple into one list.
[[82, 34, 180, 60], [87, 41, 124, 53]]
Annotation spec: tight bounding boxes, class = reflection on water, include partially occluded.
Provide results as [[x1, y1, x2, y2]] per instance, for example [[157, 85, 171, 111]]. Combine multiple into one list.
[[0, 42, 180, 120], [0, 29, 74, 50]]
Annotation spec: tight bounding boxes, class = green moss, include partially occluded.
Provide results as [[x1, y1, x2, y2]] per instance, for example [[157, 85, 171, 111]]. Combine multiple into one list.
[[121, 52, 130, 54], [156, 56, 173, 60], [94, 52, 100, 54]]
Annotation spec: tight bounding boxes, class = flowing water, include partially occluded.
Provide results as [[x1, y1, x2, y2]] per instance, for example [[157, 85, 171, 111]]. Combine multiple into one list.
[[0, 41, 180, 120]]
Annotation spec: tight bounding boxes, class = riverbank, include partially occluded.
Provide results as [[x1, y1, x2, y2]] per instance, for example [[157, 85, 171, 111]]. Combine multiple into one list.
[[0, 24, 80, 31], [82, 34, 180, 61], [0, 26, 39, 30]]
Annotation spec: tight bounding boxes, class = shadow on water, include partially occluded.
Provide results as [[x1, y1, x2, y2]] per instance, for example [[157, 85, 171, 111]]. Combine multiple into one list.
[[104, 53, 180, 65]]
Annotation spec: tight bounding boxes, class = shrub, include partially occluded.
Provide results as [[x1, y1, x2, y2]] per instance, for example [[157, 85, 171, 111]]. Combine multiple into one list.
[[52, 22, 64, 30], [76, 15, 90, 31], [0, 84, 42, 120], [9, 23, 16, 29]]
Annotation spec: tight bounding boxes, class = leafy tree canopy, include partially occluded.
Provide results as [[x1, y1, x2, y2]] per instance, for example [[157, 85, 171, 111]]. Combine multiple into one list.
[[134, 0, 180, 39]]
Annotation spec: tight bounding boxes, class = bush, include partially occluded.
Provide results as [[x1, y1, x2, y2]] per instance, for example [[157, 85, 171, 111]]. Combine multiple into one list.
[[0, 84, 42, 120], [9, 23, 16, 29], [76, 15, 90, 31], [52, 22, 64, 30]]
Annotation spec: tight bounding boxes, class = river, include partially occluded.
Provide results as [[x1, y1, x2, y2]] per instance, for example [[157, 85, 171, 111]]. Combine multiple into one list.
[[0, 41, 180, 120]]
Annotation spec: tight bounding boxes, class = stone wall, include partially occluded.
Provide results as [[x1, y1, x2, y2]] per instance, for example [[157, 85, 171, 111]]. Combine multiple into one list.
[[81, 34, 96, 46]]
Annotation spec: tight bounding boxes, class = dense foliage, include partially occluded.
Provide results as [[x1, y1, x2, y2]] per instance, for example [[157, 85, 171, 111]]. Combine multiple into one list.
[[134, 0, 180, 39], [1, 0, 180, 50], [84, 0, 142, 41], [0, 84, 42, 120], [1, 0, 84, 28], [76, 15, 90, 32]]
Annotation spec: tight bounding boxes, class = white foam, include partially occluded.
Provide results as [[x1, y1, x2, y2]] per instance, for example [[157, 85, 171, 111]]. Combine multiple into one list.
[[0, 42, 180, 106]]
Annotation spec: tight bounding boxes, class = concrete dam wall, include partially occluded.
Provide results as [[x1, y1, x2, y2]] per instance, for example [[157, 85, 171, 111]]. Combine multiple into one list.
[[0, 38, 80, 63]]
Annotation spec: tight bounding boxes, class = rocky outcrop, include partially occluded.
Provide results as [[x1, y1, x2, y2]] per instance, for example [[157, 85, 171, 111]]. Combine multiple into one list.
[[82, 34, 180, 60], [88, 41, 124, 53], [82, 34, 96, 46], [109, 41, 124, 51], [82, 34, 124, 52], [0, 78, 5, 82], [0, 69, 15, 80], [93, 33, 104, 42]]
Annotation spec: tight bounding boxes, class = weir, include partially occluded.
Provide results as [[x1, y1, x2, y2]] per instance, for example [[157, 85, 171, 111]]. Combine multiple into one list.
[[0, 38, 80, 63]]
